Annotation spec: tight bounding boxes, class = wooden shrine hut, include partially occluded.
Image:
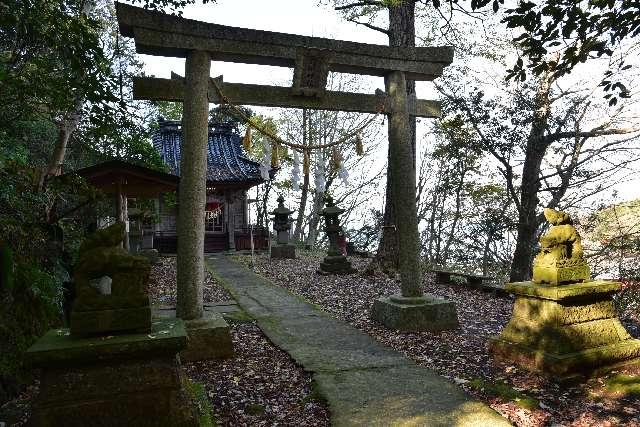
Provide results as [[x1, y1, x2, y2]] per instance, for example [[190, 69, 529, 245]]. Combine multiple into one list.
[[152, 118, 269, 253], [73, 119, 269, 253]]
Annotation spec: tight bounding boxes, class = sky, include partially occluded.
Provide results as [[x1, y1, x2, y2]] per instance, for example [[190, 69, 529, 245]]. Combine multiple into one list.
[[132, 0, 640, 205]]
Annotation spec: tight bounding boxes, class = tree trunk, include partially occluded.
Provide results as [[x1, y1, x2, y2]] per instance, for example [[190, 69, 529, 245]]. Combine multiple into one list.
[[176, 50, 210, 321], [293, 109, 309, 242], [441, 165, 467, 263], [509, 72, 553, 282], [305, 189, 324, 248], [374, 1, 417, 271]]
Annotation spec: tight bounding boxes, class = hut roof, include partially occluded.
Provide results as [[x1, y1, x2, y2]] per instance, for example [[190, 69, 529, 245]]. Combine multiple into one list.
[[71, 159, 179, 197], [153, 119, 265, 190]]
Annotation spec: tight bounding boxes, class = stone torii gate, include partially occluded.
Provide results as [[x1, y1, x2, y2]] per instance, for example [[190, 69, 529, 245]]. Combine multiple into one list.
[[116, 2, 458, 332]]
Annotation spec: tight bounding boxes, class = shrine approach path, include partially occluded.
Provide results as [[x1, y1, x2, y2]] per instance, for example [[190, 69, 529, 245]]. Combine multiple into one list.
[[205, 255, 510, 426]]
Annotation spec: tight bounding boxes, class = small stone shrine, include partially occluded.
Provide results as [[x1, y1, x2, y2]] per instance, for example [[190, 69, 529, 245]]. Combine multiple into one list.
[[490, 208, 640, 379], [70, 222, 151, 336], [317, 196, 356, 275], [270, 195, 296, 259], [27, 223, 197, 426]]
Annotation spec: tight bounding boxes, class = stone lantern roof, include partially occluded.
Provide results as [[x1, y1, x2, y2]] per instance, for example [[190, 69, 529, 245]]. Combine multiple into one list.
[[320, 195, 345, 217], [270, 195, 295, 217]]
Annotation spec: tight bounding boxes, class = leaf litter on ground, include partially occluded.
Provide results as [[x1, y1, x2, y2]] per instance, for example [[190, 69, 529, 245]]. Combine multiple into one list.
[[238, 250, 640, 427]]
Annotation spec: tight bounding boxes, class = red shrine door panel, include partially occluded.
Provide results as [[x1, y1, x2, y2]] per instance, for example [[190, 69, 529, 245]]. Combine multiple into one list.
[[205, 202, 225, 233]]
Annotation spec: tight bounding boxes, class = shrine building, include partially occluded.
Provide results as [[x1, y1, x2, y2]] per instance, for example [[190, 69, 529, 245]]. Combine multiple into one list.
[[74, 118, 269, 253], [152, 118, 268, 252]]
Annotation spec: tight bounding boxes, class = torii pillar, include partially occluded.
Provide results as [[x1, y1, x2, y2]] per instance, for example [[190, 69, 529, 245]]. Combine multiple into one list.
[[174, 51, 234, 361], [369, 71, 459, 331], [176, 50, 210, 321]]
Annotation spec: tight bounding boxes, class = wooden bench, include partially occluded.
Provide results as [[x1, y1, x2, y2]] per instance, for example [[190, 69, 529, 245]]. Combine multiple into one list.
[[430, 268, 494, 286], [429, 268, 507, 296]]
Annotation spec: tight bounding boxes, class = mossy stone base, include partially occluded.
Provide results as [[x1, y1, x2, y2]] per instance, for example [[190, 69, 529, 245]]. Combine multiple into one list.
[[317, 255, 356, 275], [155, 308, 234, 361], [532, 263, 590, 285], [370, 294, 459, 332], [490, 280, 640, 378], [70, 305, 151, 337], [270, 244, 296, 259], [27, 320, 197, 426]]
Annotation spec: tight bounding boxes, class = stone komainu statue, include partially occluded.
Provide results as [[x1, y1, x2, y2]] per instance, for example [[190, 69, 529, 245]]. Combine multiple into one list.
[[70, 222, 151, 337], [532, 208, 590, 285]]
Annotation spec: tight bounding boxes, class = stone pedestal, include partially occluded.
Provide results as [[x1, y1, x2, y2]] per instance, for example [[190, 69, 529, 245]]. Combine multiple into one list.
[[371, 294, 459, 332], [154, 307, 233, 361], [489, 280, 640, 378], [271, 244, 296, 259], [27, 319, 197, 427], [317, 255, 356, 275]]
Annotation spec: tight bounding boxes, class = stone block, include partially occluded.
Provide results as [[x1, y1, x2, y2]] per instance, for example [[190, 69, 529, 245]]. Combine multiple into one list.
[[370, 294, 459, 332], [28, 319, 187, 366], [70, 305, 151, 337], [506, 280, 620, 301], [27, 320, 197, 427], [318, 255, 356, 275], [489, 338, 640, 379], [154, 310, 234, 362], [491, 280, 640, 378], [270, 244, 296, 259], [532, 263, 591, 285]]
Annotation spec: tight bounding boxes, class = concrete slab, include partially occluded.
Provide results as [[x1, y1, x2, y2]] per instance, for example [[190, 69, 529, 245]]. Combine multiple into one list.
[[316, 365, 511, 426]]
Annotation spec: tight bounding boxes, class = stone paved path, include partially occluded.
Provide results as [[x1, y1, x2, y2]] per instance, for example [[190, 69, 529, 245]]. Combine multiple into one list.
[[205, 255, 511, 426]]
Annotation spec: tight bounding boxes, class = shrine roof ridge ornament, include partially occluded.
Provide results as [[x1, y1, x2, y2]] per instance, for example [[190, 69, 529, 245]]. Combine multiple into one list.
[[115, 2, 453, 81]]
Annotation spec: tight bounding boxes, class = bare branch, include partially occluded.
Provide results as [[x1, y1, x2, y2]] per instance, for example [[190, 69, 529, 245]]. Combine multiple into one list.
[[345, 17, 390, 35], [334, 1, 385, 11], [548, 127, 640, 143]]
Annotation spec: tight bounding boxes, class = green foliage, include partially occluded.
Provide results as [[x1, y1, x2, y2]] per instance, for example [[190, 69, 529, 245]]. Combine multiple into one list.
[[0, 158, 102, 403], [500, 1, 638, 100], [0, 0, 115, 128], [156, 101, 183, 121], [163, 191, 178, 210], [247, 115, 290, 163]]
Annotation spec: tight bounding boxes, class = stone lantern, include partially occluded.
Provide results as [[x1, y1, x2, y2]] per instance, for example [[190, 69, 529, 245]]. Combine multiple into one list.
[[318, 195, 355, 275], [489, 208, 640, 379], [270, 195, 296, 259]]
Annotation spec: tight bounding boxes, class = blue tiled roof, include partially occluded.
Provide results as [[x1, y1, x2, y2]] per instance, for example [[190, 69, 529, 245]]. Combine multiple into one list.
[[153, 119, 263, 184]]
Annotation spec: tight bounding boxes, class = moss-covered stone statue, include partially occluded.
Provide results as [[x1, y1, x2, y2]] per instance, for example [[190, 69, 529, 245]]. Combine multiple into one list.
[[532, 208, 590, 285], [70, 222, 151, 337], [26, 223, 197, 426], [490, 208, 640, 379]]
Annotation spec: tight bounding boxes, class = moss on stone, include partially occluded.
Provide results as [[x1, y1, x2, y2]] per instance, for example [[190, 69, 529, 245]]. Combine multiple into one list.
[[604, 374, 640, 397], [468, 378, 539, 410], [184, 379, 216, 427], [222, 309, 253, 323], [304, 379, 328, 405]]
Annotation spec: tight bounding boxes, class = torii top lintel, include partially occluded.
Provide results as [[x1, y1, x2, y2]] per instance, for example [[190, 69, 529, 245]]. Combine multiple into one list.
[[115, 3, 453, 81]]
